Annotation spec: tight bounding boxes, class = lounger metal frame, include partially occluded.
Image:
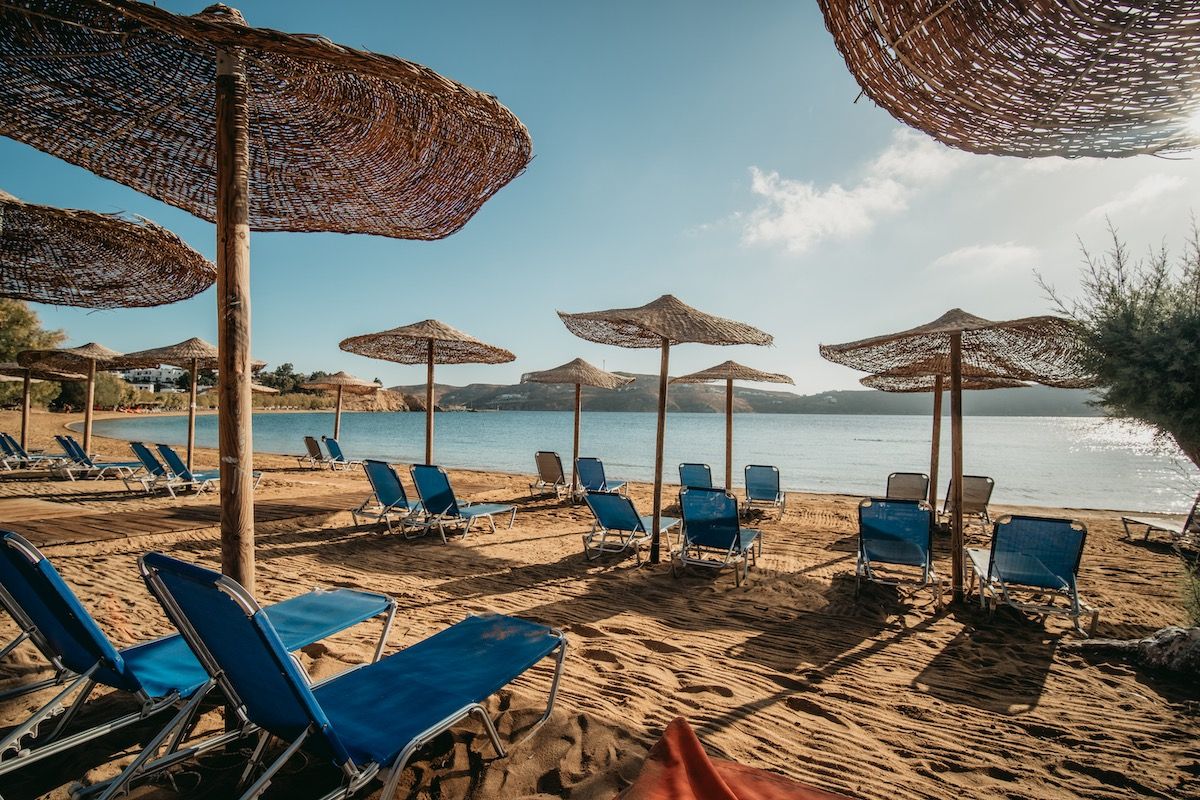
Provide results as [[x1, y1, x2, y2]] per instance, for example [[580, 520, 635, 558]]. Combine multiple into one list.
[[1120, 491, 1200, 546], [942, 475, 996, 527], [322, 436, 364, 471], [965, 514, 1098, 636], [856, 497, 942, 608], [582, 491, 679, 564], [411, 464, 516, 543], [743, 464, 785, 518], [141, 559, 567, 800], [352, 460, 423, 536], [573, 456, 627, 501], [298, 435, 333, 469], [0, 582, 72, 701], [673, 488, 762, 586]]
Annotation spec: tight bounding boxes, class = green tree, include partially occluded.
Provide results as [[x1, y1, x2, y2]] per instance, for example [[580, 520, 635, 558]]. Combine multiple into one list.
[[0, 299, 66, 408], [1048, 220, 1200, 468], [55, 372, 134, 410]]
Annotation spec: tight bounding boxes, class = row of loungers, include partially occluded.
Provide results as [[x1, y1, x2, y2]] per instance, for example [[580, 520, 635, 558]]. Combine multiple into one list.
[[298, 435, 362, 470], [0, 531, 566, 800], [884, 470, 997, 526]]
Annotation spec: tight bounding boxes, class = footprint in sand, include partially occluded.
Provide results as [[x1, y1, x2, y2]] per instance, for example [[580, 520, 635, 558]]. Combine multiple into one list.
[[679, 684, 735, 698], [580, 648, 621, 664], [570, 623, 606, 639], [639, 638, 683, 654], [784, 696, 845, 726]]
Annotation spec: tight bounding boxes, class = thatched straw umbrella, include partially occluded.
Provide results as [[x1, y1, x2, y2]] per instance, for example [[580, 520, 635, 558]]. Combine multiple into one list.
[[111, 338, 265, 472], [300, 372, 379, 440], [0, 1, 531, 591], [17, 343, 123, 454], [521, 358, 634, 495], [0, 362, 86, 450], [861, 370, 1029, 513], [818, 2, 1200, 158], [820, 308, 1090, 600], [340, 321, 515, 464], [559, 295, 773, 563], [671, 361, 793, 492], [0, 189, 214, 308], [250, 383, 279, 395]]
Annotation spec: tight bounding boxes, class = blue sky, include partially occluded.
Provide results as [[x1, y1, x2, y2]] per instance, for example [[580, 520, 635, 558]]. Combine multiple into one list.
[[3, 1, 1198, 393]]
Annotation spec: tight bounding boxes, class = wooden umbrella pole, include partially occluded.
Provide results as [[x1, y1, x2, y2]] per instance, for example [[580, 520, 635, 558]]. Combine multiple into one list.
[[425, 340, 435, 464], [216, 44, 256, 594], [649, 338, 670, 563], [186, 357, 199, 472], [949, 334, 965, 602], [572, 382, 581, 496], [333, 385, 344, 440], [20, 369, 30, 451], [83, 358, 96, 454], [724, 378, 734, 491], [928, 374, 943, 511]]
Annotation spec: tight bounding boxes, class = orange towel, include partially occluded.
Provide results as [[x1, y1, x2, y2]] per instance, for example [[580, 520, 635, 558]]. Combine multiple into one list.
[[617, 717, 854, 800]]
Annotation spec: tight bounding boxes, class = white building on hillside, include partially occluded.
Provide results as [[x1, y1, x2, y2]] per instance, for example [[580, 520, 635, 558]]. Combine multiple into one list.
[[120, 365, 186, 393]]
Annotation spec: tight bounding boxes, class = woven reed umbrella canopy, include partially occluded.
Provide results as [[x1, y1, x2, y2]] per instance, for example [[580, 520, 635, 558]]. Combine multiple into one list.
[[820, 308, 1090, 600], [300, 372, 379, 441], [17, 343, 122, 454], [671, 361, 793, 492], [111, 338, 265, 471], [0, 0, 532, 592], [818, 1, 1200, 158], [0, 190, 215, 308], [559, 295, 773, 563], [0, 361, 86, 450], [862, 370, 1029, 514], [522, 358, 634, 495], [340, 321, 515, 464]]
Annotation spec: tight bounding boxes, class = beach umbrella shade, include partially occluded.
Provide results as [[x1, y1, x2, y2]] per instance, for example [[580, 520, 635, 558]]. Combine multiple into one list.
[[559, 295, 773, 563], [0, 189, 214, 308], [249, 383, 278, 395], [861, 370, 1029, 513], [0, 362, 87, 450], [110, 338, 265, 472], [300, 371, 379, 440], [340, 321, 515, 464], [671, 361, 793, 492], [521, 358, 634, 495], [0, 1, 532, 592], [17, 343, 123, 454], [819, 308, 1091, 600], [818, 2, 1200, 158]]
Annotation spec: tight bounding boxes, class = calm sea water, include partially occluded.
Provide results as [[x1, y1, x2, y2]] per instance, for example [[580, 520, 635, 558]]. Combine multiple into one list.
[[91, 411, 1199, 512]]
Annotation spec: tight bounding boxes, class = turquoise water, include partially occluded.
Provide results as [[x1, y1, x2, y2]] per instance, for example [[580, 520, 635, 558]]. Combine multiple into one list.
[[91, 411, 1198, 512]]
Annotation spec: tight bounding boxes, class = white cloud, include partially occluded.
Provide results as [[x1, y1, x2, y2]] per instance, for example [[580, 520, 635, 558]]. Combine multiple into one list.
[[1085, 174, 1187, 221], [930, 242, 1039, 279], [741, 130, 968, 254]]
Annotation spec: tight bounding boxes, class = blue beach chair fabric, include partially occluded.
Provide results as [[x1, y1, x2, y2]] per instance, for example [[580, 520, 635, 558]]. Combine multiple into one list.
[[675, 487, 762, 586], [744, 465, 785, 516], [139, 552, 567, 800], [353, 460, 422, 535], [322, 436, 363, 471], [2, 433, 65, 470], [857, 498, 939, 604], [0, 580, 70, 702], [575, 457, 627, 499], [410, 464, 516, 542], [0, 531, 397, 793], [965, 515, 1098, 635], [678, 462, 713, 489], [582, 491, 680, 564], [156, 443, 263, 495], [529, 451, 569, 499], [298, 435, 332, 469], [942, 475, 996, 526], [1120, 490, 1200, 546], [885, 472, 930, 502]]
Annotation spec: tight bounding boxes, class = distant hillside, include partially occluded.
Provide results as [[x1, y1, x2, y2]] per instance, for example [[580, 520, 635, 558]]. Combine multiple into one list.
[[390, 373, 1102, 416]]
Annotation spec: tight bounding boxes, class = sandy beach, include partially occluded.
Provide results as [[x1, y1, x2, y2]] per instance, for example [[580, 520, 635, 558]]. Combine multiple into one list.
[[1, 408, 1196, 800]]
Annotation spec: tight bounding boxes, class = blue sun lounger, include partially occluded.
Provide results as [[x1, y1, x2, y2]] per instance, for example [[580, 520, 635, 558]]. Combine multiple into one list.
[[0, 580, 70, 702], [123, 441, 172, 493], [857, 498, 940, 605], [575, 457, 626, 499], [0, 531, 397, 796], [410, 464, 516, 542], [674, 487, 762, 586], [583, 491, 679, 564], [352, 460, 422, 536], [678, 462, 713, 489], [54, 435, 142, 481], [140, 552, 567, 800], [156, 443, 262, 495], [323, 436, 363, 471], [0, 433, 65, 470], [744, 464, 785, 517], [965, 515, 1099, 635]]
